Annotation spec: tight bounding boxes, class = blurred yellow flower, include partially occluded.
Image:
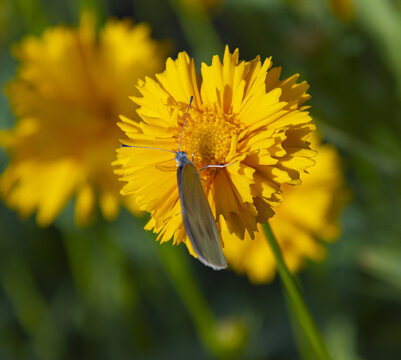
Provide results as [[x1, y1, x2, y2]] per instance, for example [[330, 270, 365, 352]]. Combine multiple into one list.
[[0, 14, 166, 226], [223, 137, 346, 283], [115, 46, 316, 255]]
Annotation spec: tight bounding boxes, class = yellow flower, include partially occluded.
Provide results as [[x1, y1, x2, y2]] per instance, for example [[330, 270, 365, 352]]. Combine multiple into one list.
[[223, 136, 346, 283], [0, 14, 166, 226], [115, 46, 315, 255]]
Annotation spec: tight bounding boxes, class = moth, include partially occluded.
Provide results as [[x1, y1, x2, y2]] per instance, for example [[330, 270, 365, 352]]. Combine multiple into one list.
[[122, 96, 228, 270]]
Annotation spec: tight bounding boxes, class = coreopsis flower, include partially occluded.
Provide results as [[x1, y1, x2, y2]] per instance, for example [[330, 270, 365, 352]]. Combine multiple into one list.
[[0, 14, 166, 226], [223, 137, 346, 283], [115, 46, 315, 257]]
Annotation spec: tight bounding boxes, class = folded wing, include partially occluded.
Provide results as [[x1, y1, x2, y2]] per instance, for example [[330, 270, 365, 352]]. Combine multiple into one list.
[[177, 162, 227, 270]]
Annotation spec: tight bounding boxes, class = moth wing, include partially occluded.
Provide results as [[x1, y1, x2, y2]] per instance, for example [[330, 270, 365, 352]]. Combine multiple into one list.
[[178, 162, 227, 270]]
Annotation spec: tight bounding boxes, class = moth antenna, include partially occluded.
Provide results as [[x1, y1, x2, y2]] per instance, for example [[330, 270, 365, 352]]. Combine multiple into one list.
[[178, 96, 193, 152], [121, 144, 175, 153]]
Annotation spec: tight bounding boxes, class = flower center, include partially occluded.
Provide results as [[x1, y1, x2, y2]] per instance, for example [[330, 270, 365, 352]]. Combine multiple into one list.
[[181, 108, 241, 167]]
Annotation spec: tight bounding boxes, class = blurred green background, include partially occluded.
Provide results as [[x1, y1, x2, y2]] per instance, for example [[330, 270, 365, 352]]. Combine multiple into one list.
[[1, 0, 401, 359]]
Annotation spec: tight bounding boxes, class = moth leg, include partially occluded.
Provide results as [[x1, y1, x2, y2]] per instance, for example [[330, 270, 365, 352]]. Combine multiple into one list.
[[200, 160, 237, 172], [191, 150, 200, 162]]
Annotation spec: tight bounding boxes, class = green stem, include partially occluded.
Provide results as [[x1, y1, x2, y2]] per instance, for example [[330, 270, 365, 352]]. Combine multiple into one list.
[[68, 0, 107, 26], [168, 0, 223, 62], [0, 248, 63, 360], [79, 0, 108, 23], [262, 222, 332, 360], [355, 0, 401, 102], [14, 0, 48, 34], [285, 290, 315, 360], [158, 244, 226, 359]]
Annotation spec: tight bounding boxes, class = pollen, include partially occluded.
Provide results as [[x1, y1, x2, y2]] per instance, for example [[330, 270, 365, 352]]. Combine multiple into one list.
[[181, 108, 241, 166]]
